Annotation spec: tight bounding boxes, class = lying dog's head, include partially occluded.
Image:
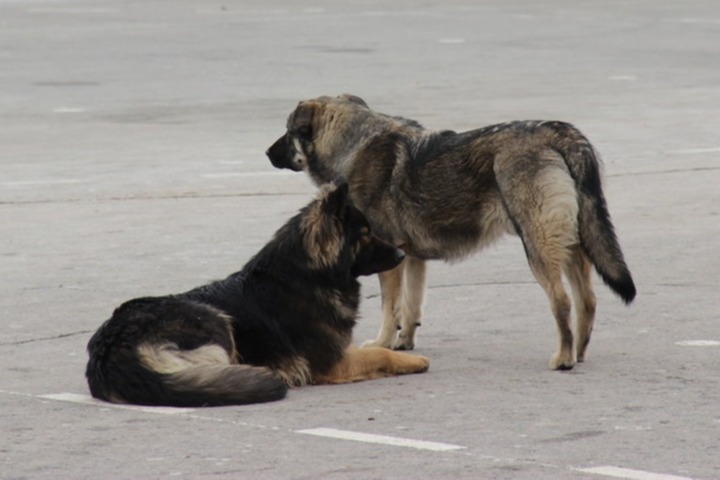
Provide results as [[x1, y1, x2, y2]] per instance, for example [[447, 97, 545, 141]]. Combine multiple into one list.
[[266, 94, 372, 175], [289, 179, 404, 277]]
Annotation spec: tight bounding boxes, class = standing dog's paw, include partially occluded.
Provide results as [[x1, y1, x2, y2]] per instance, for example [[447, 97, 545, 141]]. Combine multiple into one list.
[[548, 351, 576, 371], [362, 338, 393, 349], [392, 326, 418, 350], [391, 336, 415, 351]]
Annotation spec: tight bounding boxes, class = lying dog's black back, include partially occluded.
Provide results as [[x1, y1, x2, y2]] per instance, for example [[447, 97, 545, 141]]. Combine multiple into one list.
[[86, 182, 405, 406]]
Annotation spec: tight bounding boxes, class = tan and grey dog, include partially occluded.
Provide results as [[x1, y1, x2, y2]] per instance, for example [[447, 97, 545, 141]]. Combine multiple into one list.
[[267, 94, 635, 370]]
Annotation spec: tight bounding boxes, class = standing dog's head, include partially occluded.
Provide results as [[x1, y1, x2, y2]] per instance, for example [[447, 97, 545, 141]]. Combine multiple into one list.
[[288, 179, 404, 277], [266, 94, 372, 177]]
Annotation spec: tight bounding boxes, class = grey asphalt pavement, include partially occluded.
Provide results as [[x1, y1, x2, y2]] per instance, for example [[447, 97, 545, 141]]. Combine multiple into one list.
[[1, 1, 719, 479]]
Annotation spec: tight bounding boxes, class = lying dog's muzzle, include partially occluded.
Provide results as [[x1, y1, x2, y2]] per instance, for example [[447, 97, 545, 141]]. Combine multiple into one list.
[[351, 238, 406, 277], [391, 247, 406, 265]]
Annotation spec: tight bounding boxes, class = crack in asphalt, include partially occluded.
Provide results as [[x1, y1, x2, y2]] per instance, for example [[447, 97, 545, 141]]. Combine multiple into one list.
[[608, 165, 720, 177], [1, 165, 717, 206], [0, 330, 94, 347], [0, 191, 310, 206]]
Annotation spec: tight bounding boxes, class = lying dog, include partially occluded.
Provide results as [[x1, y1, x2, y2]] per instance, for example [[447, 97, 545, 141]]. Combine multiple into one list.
[[86, 181, 429, 406]]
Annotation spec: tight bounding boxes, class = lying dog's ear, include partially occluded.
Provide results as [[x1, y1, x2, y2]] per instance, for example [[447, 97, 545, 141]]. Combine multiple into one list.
[[323, 181, 349, 220], [338, 94, 368, 108], [288, 101, 316, 137]]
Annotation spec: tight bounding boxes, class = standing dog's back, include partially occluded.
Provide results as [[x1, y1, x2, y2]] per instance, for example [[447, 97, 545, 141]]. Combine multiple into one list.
[[267, 94, 635, 370]]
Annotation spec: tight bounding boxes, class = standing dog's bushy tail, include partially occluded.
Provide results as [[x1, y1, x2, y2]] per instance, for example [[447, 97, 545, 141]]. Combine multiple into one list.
[[558, 129, 636, 303], [86, 339, 288, 407]]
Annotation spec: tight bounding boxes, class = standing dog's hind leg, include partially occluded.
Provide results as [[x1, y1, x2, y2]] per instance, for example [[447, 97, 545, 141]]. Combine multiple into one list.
[[524, 230, 576, 370], [547, 283, 575, 370], [506, 154, 578, 370], [565, 247, 597, 363], [393, 256, 426, 351], [530, 261, 575, 370], [363, 260, 404, 348]]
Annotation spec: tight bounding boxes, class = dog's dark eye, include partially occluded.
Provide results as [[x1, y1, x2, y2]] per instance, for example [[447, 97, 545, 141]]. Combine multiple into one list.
[[297, 125, 312, 136], [358, 227, 371, 246]]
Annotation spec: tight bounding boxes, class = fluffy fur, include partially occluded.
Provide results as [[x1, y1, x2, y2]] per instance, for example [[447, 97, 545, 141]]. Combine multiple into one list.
[[86, 181, 429, 407], [267, 94, 636, 370]]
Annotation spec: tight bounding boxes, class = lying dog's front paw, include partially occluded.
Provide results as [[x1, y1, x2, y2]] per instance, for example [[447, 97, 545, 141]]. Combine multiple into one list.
[[390, 353, 429, 374], [413, 355, 430, 373]]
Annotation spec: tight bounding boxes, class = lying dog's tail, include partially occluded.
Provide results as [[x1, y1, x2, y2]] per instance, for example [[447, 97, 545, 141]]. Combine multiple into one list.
[[161, 362, 288, 407], [555, 125, 636, 303], [87, 341, 287, 407]]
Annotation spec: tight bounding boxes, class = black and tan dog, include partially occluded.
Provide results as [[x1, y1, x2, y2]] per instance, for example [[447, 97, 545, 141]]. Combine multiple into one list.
[[267, 94, 636, 370], [86, 181, 429, 407]]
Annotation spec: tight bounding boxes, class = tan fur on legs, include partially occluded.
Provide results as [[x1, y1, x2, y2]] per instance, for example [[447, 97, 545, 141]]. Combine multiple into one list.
[[393, 256, 426, 350], [525, 257, 575, 370], [505, 156, 578, 369], [565, 247, 597, 363], [314, 346, 429, 384], [547, 280, 575, 370], [363, 261, 404, 348]]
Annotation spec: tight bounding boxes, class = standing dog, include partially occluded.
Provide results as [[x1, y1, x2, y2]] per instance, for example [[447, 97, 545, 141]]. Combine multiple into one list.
[[266, 94, 636, 370], [86, 181, 429, 407]]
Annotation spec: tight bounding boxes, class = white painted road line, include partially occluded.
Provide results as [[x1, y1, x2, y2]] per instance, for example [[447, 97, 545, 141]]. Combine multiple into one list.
[[669, 147, 720, 155], [38, 392, 195, 415], [577, 466, 695, 480], [1, 179, 87, 186], [295, 427, 465, 452], [28, 7, 117, 14], [15, 392, 702, 479], [609, 75, 638, 81], [33, 392, 463, 451], [53, 107, 86, 113], [675, 340, 720, 347]]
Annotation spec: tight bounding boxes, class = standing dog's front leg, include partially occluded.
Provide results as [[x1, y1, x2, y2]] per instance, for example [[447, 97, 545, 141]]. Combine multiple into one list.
[[314, 346, 429, 384], [362, 260, 405, 348], [393, 256, 426, 351]]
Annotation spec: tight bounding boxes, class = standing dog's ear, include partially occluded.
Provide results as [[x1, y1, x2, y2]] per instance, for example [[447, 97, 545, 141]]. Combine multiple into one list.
[[338, 94, 369, 108], [288, 101, 316, 137], [323, 181, 349, 220]]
